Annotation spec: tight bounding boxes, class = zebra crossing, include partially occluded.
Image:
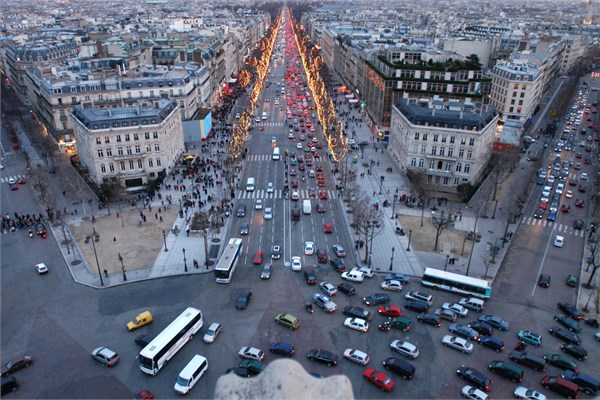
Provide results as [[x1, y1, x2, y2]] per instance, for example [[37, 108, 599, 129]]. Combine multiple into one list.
[[0, 175, 27, 184], [246, 155, 276, 162], [236, 189, 336, 200], [257, 122, 284, 127], [521, 216, 586, 237]]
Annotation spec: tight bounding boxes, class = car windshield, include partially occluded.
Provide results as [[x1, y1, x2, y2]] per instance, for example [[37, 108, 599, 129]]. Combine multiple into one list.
[[176, 376, 190, 386]]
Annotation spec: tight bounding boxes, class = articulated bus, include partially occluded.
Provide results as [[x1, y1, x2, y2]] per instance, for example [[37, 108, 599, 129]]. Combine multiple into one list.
[[138, 307, 203, 375], [421, 267, 491, 299], [215, 238, 243, 283]]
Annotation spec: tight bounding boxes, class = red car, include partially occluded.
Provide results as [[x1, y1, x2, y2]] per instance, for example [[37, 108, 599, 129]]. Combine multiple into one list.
[[324, 223, 333, 233], [575, 199, 585, 208], [317, 249, 329, 263], [316, 165, 323, 172], [132, 390, 154, 399], [17, 178, 26, 184], [575, 152, 583, 159], [291, 180, 299, 188], [252, 251, 264, 265], [319, 190, 328, 199], [378, 305, 403, 317], [538, 200, 548, 210], [363, 368, 395, 391]]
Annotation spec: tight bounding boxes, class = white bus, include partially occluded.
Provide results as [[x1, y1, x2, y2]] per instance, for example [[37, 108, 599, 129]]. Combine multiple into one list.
[[215, 238, 243, 283], [138, 307, 203, 375], [421, 267, 491, 299]]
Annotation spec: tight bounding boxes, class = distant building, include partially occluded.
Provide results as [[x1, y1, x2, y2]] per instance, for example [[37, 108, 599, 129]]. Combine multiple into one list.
[[389, 98, 497, 198], [71, 99, 183, 190]]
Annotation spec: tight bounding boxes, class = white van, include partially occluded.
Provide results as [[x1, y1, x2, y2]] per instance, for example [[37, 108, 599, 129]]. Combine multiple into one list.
[[261, 112, 267, 120], [273, 147, 280, 160], [459, 297, 485, 312], [341, 270, 364, 283], [246, 177, 255, 192], [302, 199, 311, 215], [174, 354, 208, 394]]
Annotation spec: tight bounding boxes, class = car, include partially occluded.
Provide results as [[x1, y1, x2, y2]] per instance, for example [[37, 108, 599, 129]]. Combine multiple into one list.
[[561, 370, 600, 395], [478, 315, 509, 331], [378, 279, 402, 291], [355, 266, 373, 278], [323, 223, 333, 233], [517, 330, 542, 346], [342, 349, 370, 366], [337, 283, 356, 296], [534, 208, 544, 219], [316, 203, 326, 213], [573, 219, 584, 230], [565, 190, 574, 198], [271, 245, 282, 259], [379, 305, 403, 317], [296, 142, 303, 149], [477, 336, 504, 352], [1, 355, 32, 377], [291, 179, 299, 188], [363, 368, 395, 391], [274, 313, 300, 330], [307, 349, 338, 366], [560, 343, 587, 361], [547, 210, 557, 221], [553, 314, 581, 332], [238, 346, 265, 362], [304, 241, 315, 255], [35, 263, 48, 274], [203, 322, 222, 343], [553, 235, 564, 247], [255, 199, 263, 210], [509, 351, 547, 372], [291, 190, 300, 200], [291, 256, 302, 271], [238, 359, 265, 376], [561, 204, 571, 213], [319, 190, 328, 199], [384, 273, 410, 283], [417, 313, 441, 327], [456, 366, 493, 392], [312, 293, 336, 312], [442, 303, 469, 317], [469, 321, 493, 336], [344, 317, 369, 332], [341, 269, 364, 283], [332, 244, 346, 257], [304, 269, 317, 285], [342, 306, 371, 321], [488, 360, 524, 383], [260, 264, 272, 280], [252, 251, 264, 265], [544, 353, 578, 372], [549, 326, 580, 344], [459, 297, 485, 312], [131, 389, 154, 399], [91, 347, 120, 367], [320, 281, 337, 296], [269, 342, 295, 357], [436, 308, 458, 322], [442, 335, 474, 353], [240, 223, 250, 235], [236, 291, 252, 310], [404, 299, 429, 313], [330, 259, 347, 272], [461, 385, 490, 400], [266, 182, 274, 193], [363, 293, 390, 306], [7, 177, 16, 185], [449, 324, 480, 341], [315, 249, 329, 264], [264, 207, 273, 220], [36, 224, 46, 236], [134, 334, 154, 347], [404, 291, 433, 305], [539, 200, 548, 210], [389, 340, 419, 359], [127, 311, 153, 331], [538, 274, 551, 288], [514, 386, 547, 400]]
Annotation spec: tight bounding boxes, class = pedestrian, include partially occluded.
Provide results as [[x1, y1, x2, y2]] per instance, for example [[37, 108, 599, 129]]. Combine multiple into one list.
[[159, 216, 163, 223]]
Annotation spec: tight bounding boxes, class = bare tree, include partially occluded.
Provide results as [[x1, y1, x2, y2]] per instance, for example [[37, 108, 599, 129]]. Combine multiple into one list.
[[407, 169, 432, 227], [100, 182, 125, 216], [432, 210, 454, 252], [190, 211, 215, 267], [351, 192, 384, 265], [585, 237, 600, 288], [488, 152, 519, 218]]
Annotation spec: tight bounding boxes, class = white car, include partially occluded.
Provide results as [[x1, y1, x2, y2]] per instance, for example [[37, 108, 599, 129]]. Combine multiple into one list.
[[319, 281, 337, 296], [296, 142, 303, 149], [238, 346, 265, 361], [264, 208, 273, 220], [442, 335, 473, 354], [291, 190, 300, 200], [203, 322, 222, 343], [341, 270, 364, 283], [381, 280, 403, 291], [35, 263, 49, 274], [461, 385, 490, 400], [356, 266, 373, 278], [304, 241, 315, 255], [291, 256, 302, 271], [8, 177, 16, 185], [513, 386, 546, 400], [553, 235, 564, 247], [343, 348, 370, 365], [344, 317, 369, 332], [389, 340, 419, 359], [255, 199, 263, 210], [442, 303, 469, 317], [266, 182, 274, 193]]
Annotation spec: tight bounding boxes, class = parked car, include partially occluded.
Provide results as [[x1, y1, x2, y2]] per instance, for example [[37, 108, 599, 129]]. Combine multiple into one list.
[[384, 273, 410, 283], [91, 347, 120, 367], [238, 346, 265, 362], [134, 334, 154, 347], [389, 340, 419, 359], [1, 355, 33, 377], [544, 353, 578, 372], [442, 303, 469, 317], [404, 299, 429, 313], [202, 322, 222, 344], [344, 318, 369, 332], [379, 305, 403, 317], [381, 280, 403, 291], [478, 315, 509, 331], [517, 330, 542, 346], [557, 302, 584, 320], [363, 293, 390, 306], [337, 283, 356, 296], [442, 335, 473, 353], [307, 349, 338, 366], [449, 324, 479, 341], [554, 314, 582, 333], [456, 366, 493, 392], [343, 348, 370, 365], [560, 343, 587, 361], [513, 386, 546, 400], [417, 313, 441, 327], [269, 342, 295, 357], [363, 368, 395, 391], [469, 321, 493, 336], [461, 385, 490, 400], [274, 313, 300, 330], [342, 306, 371, 321], [477, 336, 504, 352], [548, 326, 580, 345]]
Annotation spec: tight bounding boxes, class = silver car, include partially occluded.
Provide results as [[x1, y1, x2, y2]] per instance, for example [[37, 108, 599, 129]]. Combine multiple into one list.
[[260, 264, 272, 280]]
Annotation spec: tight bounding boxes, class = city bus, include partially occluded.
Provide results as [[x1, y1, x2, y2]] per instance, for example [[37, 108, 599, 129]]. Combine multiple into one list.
[[138, 307, 203, 375], [215, 238, 243, 283], [421, 267, 491, 299]]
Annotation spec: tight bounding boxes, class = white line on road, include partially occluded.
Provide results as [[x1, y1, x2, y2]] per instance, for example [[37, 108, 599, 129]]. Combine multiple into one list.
[[531, 228, 555, 297]]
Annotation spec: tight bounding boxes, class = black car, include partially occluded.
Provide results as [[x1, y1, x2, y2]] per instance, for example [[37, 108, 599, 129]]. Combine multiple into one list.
[[449, 324, 479, 340], [330, 259, 347, 273], [417, 313, 441, 327], [557, 302, 584, 320], [469, 321, 493, 336], [382, 357, 415, 380], [509, 351, 546, 372], [548, 326, 581, 345], [304, 270, 317, 285], [534, 208, 544, 219], [544, 353, 578, 372], [487, 360, 523, 383], [363, 293, 390, 306], [1, 355, 32, 377], [478, 314, 509, 331], [225, 367, 251, 378], [343, 306, 372, 321], [134, 334, 155, 347], [554, 314, 582, 333], [307, 349, 338, 366], [384, 273, 410, 284], [269, 342, 295, 357], [235, 291, 252, 310], [404, 299, 429, 313], [337, 283, 356, 296], [456, 366, 493, 392], [560, 343, 588, 361], [477, 336, 504, 352]]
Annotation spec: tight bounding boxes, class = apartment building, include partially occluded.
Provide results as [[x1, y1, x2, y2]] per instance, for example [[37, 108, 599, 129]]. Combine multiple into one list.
[[389, 98, 497, 199], [70, 99, 183, 189]]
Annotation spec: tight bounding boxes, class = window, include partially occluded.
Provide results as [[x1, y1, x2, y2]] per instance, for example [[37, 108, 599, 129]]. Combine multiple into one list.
[[116, 135, 122, 143], [418, 159, 424, 168], [440, 147, 445, 156], [153, 132, 158, 139], [125, 134, 130, 142], [134, 133, 139, 141], [129, 160, 134, 170], [431, 146, 437, 155], [97, 149, 104, 158], [420, 145, 426, 154], [96, 137, 102, 145], [154, 144, 160, 152], [137, 160, 143, 169], [450, 136, 455, 144], [106, 148, 112, 156], [469, 138, 475, 146], [148, 159, 154, 167], [459, 149, 464, 157], [445, 162, 451, 172], [156, 158, 162, 166], [135, 145, 141, 154], [456, 162, 462, 172], [448, 147, 454, 157], [109, 164, 115, 172], [428, 160, 435, 170], [433, 134, 438, 142], [464, 164, 471, 173], [460, 137, 466, 145], [100, 164, 106, 173], [466, 150, 473, 159], [104, 136, 110, 144], [145, 132, 150, 140], [118, 147, 124, 156], [422, 133, 428, 141], [146, 145, 152, 152], [120, 161, 126, 171], [454, 177, 459, 185], [412, 144, 419, 153], [441, 135, 447, 143], [410, 158, 417, 167], [443, 176, 449, 185], [414, 132, 420, 140]]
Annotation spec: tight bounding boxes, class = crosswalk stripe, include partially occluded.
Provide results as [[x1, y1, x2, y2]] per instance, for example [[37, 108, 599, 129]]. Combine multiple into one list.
[[0, 175, 26, 184]]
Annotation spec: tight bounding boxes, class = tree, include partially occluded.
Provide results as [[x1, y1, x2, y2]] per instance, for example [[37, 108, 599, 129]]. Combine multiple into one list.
[[488, 152, 519, 218], [190, 211, 213, 267], [466, 54, 482, 69], [100, 182, 125, 216], [407, 169, 432, 227], [585, 236, 600, 288], [351, 192, 384, 265], [432, 210, 454, 252]]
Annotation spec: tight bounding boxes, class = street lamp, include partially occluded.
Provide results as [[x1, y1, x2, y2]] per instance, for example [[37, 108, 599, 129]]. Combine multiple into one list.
[[182, 247, 188, 272], [444, 254, 449, 271], [406, 230, 412, 252], [86, 230, 103, 286], [118, 252, 127, 281], [162, 229, 168, 252], [389, 247, 395, 271], [379, 175, 384, 195], [391, 195, 397, 219]]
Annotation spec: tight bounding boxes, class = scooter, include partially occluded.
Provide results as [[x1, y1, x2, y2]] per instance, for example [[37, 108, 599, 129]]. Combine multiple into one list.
[[305, 303, 314, 313]]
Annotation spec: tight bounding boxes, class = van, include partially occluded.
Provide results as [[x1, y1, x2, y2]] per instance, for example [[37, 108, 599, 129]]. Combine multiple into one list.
[[509, 351, 546, 372], [459, 297, 485, 312], [302, 199, 312, 215], [174, 354, 208, 394], [542, 375, 579, 398], [261, 112, 267, 120], [246, 177, 255, 192], [383, 357, 415, 380], [488, 360, 523, 382], [272, 147, 280, 160], [341, 269, 364, 283], [236, 203, 246, 217], [562, 370, 600, 395]]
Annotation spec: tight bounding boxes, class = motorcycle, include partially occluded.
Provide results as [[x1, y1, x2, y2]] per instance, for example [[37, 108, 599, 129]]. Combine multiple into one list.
[[378, 321, 391, 332], [514, 341, 527, 351], [29, 230, 33, 238], [305, 303, 313, 314]]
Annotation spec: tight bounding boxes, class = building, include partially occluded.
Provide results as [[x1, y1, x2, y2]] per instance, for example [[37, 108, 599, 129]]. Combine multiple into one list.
[[389, 98, 497, 198], [70, 99, 183, 189]]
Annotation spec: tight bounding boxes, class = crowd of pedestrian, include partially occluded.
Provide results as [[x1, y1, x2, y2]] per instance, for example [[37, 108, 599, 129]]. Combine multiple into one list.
[[2, 212, 45, 232]]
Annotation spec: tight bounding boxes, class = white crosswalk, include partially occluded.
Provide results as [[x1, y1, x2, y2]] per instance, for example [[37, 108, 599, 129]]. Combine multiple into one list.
[[521, 216, 586, 237], [0, 175, 27, 184], [236, 189, 336, 200], [246, 155, 274, 162], [257, 122, 284, 127]]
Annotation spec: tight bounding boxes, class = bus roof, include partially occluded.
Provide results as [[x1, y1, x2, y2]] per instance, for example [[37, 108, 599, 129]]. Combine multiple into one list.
[[139, 307, 201, 358], [423, 267, 491, 289], [215, 238, 242, 272]]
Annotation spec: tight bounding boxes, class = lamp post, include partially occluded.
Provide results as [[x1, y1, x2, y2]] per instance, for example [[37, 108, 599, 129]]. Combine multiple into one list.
[[87, 230, 103, 286], [162, 229, 168, 252], [118, 252, 127, 281], [182, 247, 188, 272], [379, 175, 384, 195], [406, 229, 412, 251], [389, 247, 395, 271], [391, 195, 397, 219], [444, 254, 449, 271]]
